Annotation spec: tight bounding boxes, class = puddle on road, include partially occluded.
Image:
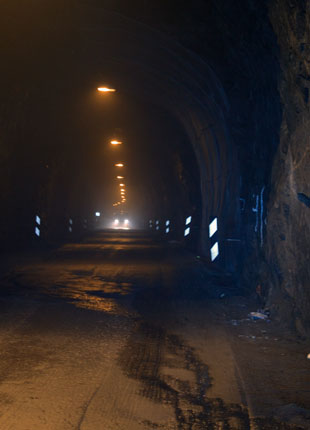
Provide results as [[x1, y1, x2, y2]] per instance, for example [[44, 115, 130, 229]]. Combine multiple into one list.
[[49, 274, 134, 314], [7, 270, 134, 315], [118, 322, 305, 430]]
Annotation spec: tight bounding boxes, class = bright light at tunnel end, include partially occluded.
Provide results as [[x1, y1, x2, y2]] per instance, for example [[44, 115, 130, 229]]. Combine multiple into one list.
[[112, 218, 130, 230]]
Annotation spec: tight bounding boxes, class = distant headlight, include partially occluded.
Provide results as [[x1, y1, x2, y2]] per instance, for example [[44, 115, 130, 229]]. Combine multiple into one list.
[[114, 219, 119, 225], [124, 219, 129, 225]]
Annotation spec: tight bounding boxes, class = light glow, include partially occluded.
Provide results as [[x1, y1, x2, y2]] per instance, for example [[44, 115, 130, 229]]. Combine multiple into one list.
[[111, 140, 122, 145], [97, 87, 116, 92], [166, 227, 170, 234], [112, 219, 130, 230], [35, 227, 40, 237], [115, 163, 124, 167], [186, 216, 192, 225], [36, 215, 41, 225], [117, 176, 124, 179], [119, 184, 125, 186], [184, 227, 190, 237], [209, 217, 218, 238], [166, 220, 170, 226], [210, 242, 219, 261], [95, 212, 101, 217]]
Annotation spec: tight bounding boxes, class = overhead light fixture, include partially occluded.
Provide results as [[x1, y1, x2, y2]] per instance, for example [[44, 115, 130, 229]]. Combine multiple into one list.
[[97, 87, 116, 92], [115, 163, 124, 167], [110, 140, 122, 145]]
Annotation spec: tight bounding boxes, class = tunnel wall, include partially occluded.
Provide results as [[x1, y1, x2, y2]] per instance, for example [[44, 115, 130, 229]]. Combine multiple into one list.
[[261, 0, 310, 335]]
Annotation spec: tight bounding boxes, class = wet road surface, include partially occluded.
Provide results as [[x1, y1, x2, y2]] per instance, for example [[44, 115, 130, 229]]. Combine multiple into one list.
[[0, 231, 307, 429]]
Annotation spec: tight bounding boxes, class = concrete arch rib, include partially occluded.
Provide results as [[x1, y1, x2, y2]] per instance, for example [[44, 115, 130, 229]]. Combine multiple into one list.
[[79, 5, 240, 263]]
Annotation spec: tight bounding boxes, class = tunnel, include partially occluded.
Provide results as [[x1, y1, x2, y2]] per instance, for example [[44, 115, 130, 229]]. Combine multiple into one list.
[[0, 1, 310, 428]]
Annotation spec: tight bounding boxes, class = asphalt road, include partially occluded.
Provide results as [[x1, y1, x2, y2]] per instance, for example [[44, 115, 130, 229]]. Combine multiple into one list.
[[0, 231, 307, 429]]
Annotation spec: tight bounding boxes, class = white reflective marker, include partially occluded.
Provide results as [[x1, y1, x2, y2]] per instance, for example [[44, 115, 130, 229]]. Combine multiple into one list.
[[69, 226, 72, 233], [69, 218, 73, 225], [166, 220, 170, 226], [95, 212, 101, 217], [186, 216, 192, 225], [184, 227, 190, 236], [35, 227, 40, 237], [166, 227, 170, 234], [155, 220, 159, 225], [156, 226, 159, 231], [210, 242, 219, 261], [36, 215, 40, 225], [209, 217, 218, 238]]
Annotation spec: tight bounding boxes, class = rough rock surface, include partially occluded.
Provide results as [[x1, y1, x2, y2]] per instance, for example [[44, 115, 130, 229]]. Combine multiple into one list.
[[264, 0, 310, 334]]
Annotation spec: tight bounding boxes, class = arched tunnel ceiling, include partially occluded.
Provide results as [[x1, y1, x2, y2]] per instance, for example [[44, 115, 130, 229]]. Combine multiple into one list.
[[77, 5, 238, 227], [1, 0, 277, 258]]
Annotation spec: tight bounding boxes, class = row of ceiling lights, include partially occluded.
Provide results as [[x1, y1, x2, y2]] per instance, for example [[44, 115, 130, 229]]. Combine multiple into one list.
[[97, 87, 127, 209]]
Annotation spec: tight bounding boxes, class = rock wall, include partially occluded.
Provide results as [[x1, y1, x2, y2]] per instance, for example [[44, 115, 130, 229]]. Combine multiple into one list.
[[264, 0, 310, 334]]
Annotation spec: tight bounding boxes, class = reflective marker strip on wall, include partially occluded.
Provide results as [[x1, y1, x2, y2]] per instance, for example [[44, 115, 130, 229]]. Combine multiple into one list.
[[210, 242, 219, 261], [209, 217, 218, 238], [209, 217, 219, 262], [166, 227, 170, 234], [166, 220, 170, 226], [184, 216, 192, 236], [35, 215, 41, 237]]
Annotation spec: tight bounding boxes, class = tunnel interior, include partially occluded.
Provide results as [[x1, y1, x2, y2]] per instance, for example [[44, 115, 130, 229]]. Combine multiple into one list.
[[1, 0, 310, 335]]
